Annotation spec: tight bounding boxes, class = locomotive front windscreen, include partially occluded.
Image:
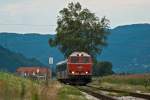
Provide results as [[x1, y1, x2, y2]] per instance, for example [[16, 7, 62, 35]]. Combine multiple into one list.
[[71, 57, 79, 63], [81, 57, 89, 63], [70, 56, 90, 63]]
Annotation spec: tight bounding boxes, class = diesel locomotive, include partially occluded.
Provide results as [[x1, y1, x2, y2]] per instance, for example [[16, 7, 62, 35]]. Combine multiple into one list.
[[56, 52, 93, 85]]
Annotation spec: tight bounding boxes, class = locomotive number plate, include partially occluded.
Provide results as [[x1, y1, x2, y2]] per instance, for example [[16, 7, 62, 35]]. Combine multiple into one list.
[[78, 66, 83, 69]]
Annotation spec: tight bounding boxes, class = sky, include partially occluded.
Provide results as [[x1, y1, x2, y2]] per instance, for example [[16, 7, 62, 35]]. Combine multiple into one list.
[[0, 0, 150, 34]]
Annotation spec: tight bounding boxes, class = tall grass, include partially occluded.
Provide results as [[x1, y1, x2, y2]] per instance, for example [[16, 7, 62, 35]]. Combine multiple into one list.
[[0, 72, 40, 100]]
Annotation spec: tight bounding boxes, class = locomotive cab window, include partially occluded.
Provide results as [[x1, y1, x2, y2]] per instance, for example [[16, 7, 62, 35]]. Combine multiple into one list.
[[81, 57, 89, 63], [70, 57, 79, 63]]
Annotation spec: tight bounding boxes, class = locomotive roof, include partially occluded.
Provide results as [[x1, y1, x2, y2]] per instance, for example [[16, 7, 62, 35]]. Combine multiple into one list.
[[56, 59, 67, 66], [70, 52, 90, 57]]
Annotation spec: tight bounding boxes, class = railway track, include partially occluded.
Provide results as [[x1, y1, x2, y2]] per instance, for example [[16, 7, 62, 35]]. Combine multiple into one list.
[[76, 86, 117, 100], [85, 86, 150, 100], [76, 85, 150, 100]]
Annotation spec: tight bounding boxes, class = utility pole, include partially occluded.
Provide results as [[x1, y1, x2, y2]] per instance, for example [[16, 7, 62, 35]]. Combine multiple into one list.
[[49, 57, 53, 79], [45, 57, 53, 86]]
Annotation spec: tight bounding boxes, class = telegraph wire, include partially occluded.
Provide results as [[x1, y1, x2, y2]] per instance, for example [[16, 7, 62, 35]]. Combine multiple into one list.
[[0, 23, 56, 27]]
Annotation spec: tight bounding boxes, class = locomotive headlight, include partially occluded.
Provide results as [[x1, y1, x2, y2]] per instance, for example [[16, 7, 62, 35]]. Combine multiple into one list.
[[72, 71, 75, 74], [86, 72, 88, 74]]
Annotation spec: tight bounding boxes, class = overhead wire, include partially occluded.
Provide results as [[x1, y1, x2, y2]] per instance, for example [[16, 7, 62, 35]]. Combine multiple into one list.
[[0, 23, 56, 27]]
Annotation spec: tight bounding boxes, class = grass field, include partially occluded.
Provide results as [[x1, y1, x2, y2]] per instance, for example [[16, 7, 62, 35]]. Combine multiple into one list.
[[0, 72, 88, 100], [0, 72, 61, 100], [0, 72, 38, 100], [90, 74, 150, 93]]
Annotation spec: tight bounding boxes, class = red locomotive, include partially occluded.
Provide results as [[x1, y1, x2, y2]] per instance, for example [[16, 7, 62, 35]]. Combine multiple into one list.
[[56, 52, 93, 85]]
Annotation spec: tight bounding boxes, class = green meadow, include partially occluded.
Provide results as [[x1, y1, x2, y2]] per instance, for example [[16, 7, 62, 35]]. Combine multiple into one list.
[[91, 74, 150, 93]]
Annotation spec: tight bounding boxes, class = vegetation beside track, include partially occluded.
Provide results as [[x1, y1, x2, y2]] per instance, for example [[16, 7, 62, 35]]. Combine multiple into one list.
[[90, 74, 150, 93], [0, 72, 88, 100], [58, 85, 87, 100], [0, 72, 37, 100], [0, 72, 61, 100]]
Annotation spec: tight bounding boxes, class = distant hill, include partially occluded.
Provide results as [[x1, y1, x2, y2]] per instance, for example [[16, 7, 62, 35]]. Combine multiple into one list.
[[0, 23, 150, 73], [0, 45, 44, 72], [0, 33, 63, 66], [100, 24, 150, 73]]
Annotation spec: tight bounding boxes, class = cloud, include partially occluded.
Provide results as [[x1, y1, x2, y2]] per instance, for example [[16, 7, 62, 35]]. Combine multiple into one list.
[[0, 0, 150, 34]]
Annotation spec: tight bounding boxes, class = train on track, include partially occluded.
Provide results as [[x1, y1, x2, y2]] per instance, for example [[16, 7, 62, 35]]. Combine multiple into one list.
[[56, 52, 93, 85]]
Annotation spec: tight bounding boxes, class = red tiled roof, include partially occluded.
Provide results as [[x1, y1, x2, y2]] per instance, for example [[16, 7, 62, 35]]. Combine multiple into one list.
[[16, 67, 50, 74]]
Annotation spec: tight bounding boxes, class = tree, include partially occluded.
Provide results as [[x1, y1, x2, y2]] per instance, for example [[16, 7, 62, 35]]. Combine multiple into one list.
[[93, 61, 114, 76], [49, 2, 110, 60]]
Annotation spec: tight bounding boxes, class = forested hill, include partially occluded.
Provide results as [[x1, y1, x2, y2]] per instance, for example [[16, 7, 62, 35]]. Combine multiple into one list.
[[0, 33, 63, 66], [0, 24, 150, 73], [0, 45, 44, 72], [100, 24, 150, 73]]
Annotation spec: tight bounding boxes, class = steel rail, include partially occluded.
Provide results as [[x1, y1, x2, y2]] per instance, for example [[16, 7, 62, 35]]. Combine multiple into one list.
[[87, 85, 150, 100], [76, 86, 117, 100]]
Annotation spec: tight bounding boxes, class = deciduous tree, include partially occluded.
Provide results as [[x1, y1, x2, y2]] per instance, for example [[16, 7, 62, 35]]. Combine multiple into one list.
[[49, 2, 110, 61]]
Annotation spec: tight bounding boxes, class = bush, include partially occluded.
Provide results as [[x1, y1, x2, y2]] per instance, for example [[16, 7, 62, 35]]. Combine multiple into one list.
[[93, 61, 114, 76]]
